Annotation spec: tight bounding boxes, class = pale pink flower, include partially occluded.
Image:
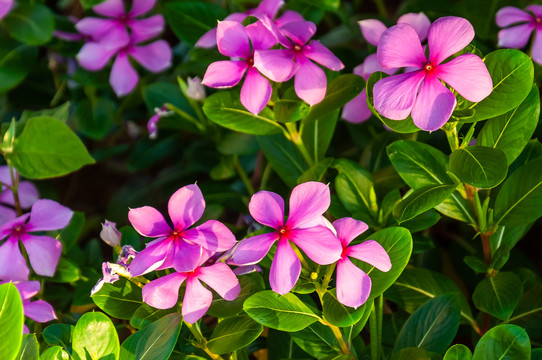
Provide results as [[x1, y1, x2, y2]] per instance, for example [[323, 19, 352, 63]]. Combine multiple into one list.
[[0, 166, 39, 225]]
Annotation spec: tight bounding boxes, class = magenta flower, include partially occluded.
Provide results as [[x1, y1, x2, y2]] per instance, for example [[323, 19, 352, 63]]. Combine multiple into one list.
[[142, 262, 240, 323], [232, 182, 342, 295], [4, 281, 56, 333], [0, 0, 13, 20], [0, 200, 73, 281], [373, 16, 492, 131], [254, 20, 344, 105], [202, 20, 278, 114], [0, 166, 39, 225], [332, 218, 391, 308], [128, 184, 237, 276], [496, 5, 542, 64]]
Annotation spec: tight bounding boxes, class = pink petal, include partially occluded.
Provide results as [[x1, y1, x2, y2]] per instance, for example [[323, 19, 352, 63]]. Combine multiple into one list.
[[0, 236, 29, 280], [129, 0, 156, 16], [532, 29, 542, 65], [341, 89, 371, 124], [497, 24, 534, 48], [14, 281, 40, 301], [240, 68, 272, 114], [26, 199, 73, 232], [8, 182, 39, 209], [217, 21, 251, 58], [182, 220, 236, 252], [496, 6, 533, 27], [397, 12, 431, 42], [246, 20, 277, 51], [294, 55, 327, 105], [182, 276, 213, 323], [336, 257, 371, 308], [0, 205, 16, 225], [358, 19, 387, 46], [76, 43, 117, 71], [0, 166, 11, 185], [435, 54, 492, 102], [303, 41, 344, 71], [24, 300, 56, 322], [347, 240, 392, 271], [75, 18, 117, 40], [269, 239, 301, 295], [202, 60, 248, 88], [142, 272, 187, 309], [411, 73, 457, 131], [0, 0, 13, 20], [373, 70, 426, 120], [173, 241, 211, 273], [253, 0, 284, 18], [195, 29, 218, 48], [0, 214, 29, 239], [129, 15, 165, 43], [332, 217, 369, 247], [253, 49, 296, 82], [289, 226, 342, 265], [128, 206, 171, 237], [427, 16, 474, 65], [287, 181, 330, 229], [93, 0, 125, 17], [167, 184, 205, 230], [281, 21, 316, 45], [110, 52, 139, 96], [23, 325, 29, 334], [249, 190, 284, 229], [130, 40, 172, 72], [275, 10, 304, 27], [21, 235, 62, 277], [197, 262, 240, 300], [232, 232, 279, 265], [356, 53, 395, 79], [100, 26, 131, 52], [129, 239, 171, 276], [377, 23, 426, 69]]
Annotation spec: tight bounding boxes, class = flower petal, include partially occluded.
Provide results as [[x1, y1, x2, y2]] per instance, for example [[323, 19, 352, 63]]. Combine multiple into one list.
[[531, 29, 542, 65], [129, 40, 172, 73], [341, 88, 371, 124], [274, 10, 304, 27], [253, 0, 283, 18], [5, 182, 39, 209], [358, 19, 387, 46], [0, 205, 16, 225], [240, 68, 272, 114], [0, 236, 29, 280], [377, 23, 426, 69], [75, 18, 116, 40], [303, 41, 344, 71], [0, 0, 13, 20], [427, 16, 474, 65], [336, 257, 371, 308], [373, 70, 425, 120], [24, 300, 56, 322], [173, 241, 211, 273], [21, 235, 62, 277], [195, 28, 218, 48], [197, 262, 240, 300], [26, 199, 73, 232], [129, 15, 164, 43], [128, 239, 171, 276], [246, 20, 277, 51], [397, 12, 431, 42], [435, 54, 492, 102], [496, 6, 533, 27], [347, 240, 392, 272], [182, 220, 236, 252], [128, 206, 171, 237], [76, 42, 117, 71], [294, 55, 327, 105], [110, 52, 139, 96], [93, 0, 125, 17], [289, 226, 342, 265], [142, 272, 187, 309], [129, 0, 156, 16], [168, 184, 205, 230], [411, 73, 457, 131], [249, 190, 284, 229], [287, 181, 330, 229], [202, 60, 248, 88], [253, 49, 296, 82], [217, 20, 251, 58], [280, 20, 316, 45], [270, 239, 301, 295], [332, 217, 369, 247], [497, 23, 534, 49], [0, 214, 29, 239], [182, 277, 213, 323], [14, 281, 40, 301], [232, 232, 279, 265]]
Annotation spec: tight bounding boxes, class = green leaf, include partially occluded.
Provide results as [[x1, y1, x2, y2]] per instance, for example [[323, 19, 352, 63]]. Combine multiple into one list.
[[57, 211, 85, 254], [244, 291, 321, 332], [297, 157, 334, 183], [3, 3, 54, 45], [274, 100, 310, 123], [74, 98, 116, 140], [0, 42, 37, 93], [478, 85, 540, 165], [393, 294, 461, 355], [51, 257, 80, 283], [322, 290, 371, 327], [11, 116, 95, 179], [79, 0, 108, 8], [18, 334, 39, 360], [43, 324, 73, 349], [302, 110, 339, 161], [20, 102, 71, 124], [203, 91, 282, 135], [467, 49, 534, 122], [444, 344, 472, 360], [393, 184, 458, 223], [0, 283, 24, 360], [290, 322, 340, 359], [463, 256, 487, 274], [449, 146, 508, 189], [207, 272, 265, 318], [216, 133, 259, 155], [129, 303, 176, 330], [40, 347, 69, 360], [473, 271, 523, 321], [92, 278, 143, 320], [72, 312, 119, 360], [391, 347, 440, 360], [509, 283, 542, 342], [494, 157, 542, 226], [472, 324, 530, 360], [207, 315, 263, 354]]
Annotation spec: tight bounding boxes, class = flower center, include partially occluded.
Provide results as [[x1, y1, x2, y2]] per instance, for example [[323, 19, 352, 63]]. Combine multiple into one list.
[[278, 227, 287, 235], [424, 63, 433, 72], [171, 230, 181, 239], [293, 45, 302, 52], [537, 17, 542, 24], [12, 225, 25, 236]]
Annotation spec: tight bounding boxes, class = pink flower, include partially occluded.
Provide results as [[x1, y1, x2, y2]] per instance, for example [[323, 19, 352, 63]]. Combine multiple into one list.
[[254, 20, 344, 105], [342, 13, 430, 124], [232, 182, 342, 295], [142, 262, 240, 323], [0, 166, 39, 225], [332, 218, 391, 308], [496, 5, 542, 64], [0, 0, 13, 20], [373, 16, 492, 131], [127, 184, 237, 276], [0, 200, 73, 281], [202, 20, 278, 114], [100, 220, 121, 247]]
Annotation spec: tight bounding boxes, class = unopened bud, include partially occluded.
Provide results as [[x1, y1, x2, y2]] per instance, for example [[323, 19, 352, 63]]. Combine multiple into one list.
[[187, 77, 206, 100], [310, 272, 318, 280], [100, 220, 121, 247]]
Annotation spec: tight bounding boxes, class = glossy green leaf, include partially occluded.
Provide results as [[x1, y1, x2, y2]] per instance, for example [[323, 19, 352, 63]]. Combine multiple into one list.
[[0, 283, 24, 360], [258, 133, 308, 187], [92, 278, 143, 320], [208, 273, 265, 318], [3, 3, 54, 45], [322, 290, 371, 327], [449, 146, 508, 189], [72, 312, 119, 360], [393, 294, 461, 355], [43, 324, 73, 349], [274, 100, 310, 123], [297, 157, 334, 183], [478, 85, 539, 165], [216, 133, 259, 155], [391, 347, 439, 360], [472, 324, 530, 360], [244, 291, 321, 331], [508, 283, 542, 341], [494, 157, 542, 226], [290, 322, 340, 359], [129, 303, 176, 330], [80, 0, 108, 8], [40, 347, 69, 360], [302, 110, 339, 161], [473, 271, 523, 321], [51, 257, 80, 283], [74, 98, 116, 140], [394, 184, 457, 223], [0, 42, 37, 93], [57, 211, 85, 254], [11, 116, 95, 179], [443, 344, 472, 360], [207, 315, 263, 354], [18, 334, 39, 360]]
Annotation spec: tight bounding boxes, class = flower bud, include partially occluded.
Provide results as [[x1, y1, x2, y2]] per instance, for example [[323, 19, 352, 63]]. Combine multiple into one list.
[[186, 77, 206, 100], [100, 220, 121, 248]]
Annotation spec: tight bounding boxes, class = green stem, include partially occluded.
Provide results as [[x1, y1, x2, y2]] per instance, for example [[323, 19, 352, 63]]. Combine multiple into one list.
[[7, 162, 22, 216], [369, 302, 380, 360], [444, 126, 459, 152], [184, 322, 223, 360], [165, 103, 205, 132], [260, 162, 273, 190], [49, 81, 67, 107], [285, 123, 314, 166], [232, 155, 255, 196]]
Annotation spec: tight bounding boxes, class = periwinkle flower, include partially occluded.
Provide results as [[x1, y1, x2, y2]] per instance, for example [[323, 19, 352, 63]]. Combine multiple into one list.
[[373, 16, 492, 131], [0, 166, 39, 225], [233, 181, 342, 295], [91, 245, 137, 295], [5, 281, 56, 333], [100, 220, 121, 247]]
